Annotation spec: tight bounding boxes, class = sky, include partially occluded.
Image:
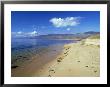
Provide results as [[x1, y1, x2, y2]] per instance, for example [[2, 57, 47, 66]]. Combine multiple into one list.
[[11, 11, 100, 37]]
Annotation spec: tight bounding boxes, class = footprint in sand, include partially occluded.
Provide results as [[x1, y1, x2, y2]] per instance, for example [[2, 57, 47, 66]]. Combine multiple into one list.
[[48, 74, 51, 77], [65, 54, 68, 57], [64, 52, 67, 54], [65, 48, 68, 50], [64, 46, 71, 50], [48, 69, 56, 77], [57, 57, 63, 62], [57, 59, 61, 62], [68, 69, 71, 72], [65, 50, 69, 53]]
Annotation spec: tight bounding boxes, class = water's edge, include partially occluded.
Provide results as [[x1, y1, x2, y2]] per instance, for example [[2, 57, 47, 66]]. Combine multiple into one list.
[[11, 39, 77, 68]]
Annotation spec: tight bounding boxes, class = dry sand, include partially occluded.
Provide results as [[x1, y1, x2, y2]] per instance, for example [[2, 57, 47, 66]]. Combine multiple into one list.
[[12, 39, 100, 77]]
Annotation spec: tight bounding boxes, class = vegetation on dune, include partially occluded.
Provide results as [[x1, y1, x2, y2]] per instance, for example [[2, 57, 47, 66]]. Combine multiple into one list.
[[87, 34, 100, 39], [80, 34, 100, 46]]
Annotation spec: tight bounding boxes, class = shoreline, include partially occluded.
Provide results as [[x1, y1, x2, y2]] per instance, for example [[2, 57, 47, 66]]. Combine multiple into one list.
[[12, 39, 100, 77], [11, 44, 64, 76]]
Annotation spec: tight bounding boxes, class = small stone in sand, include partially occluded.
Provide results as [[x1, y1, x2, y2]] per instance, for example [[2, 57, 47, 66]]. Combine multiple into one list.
[[26, 58, 30, 60], [85, 66, 88, 67], [11, 65, 18, 69], [49, 69, 54, 72], [23, 57, 27, 58], [18, 56, 22, 57], [94, 70, 97, 73], [77, 61, 80, 62]]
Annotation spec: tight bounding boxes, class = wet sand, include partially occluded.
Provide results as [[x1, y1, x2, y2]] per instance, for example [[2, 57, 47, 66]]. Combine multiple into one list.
[[12, 39, 100, 77], [11, 45, 63, 76]]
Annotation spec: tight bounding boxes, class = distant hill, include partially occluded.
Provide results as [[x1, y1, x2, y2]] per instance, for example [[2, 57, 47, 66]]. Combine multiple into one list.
[[34, 34, 80, 40], [29, 31, 100, 40], [84, 31, 99, 34]]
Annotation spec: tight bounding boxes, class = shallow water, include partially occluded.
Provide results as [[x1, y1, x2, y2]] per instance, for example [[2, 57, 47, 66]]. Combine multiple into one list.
[[11, 38, 76, 66]]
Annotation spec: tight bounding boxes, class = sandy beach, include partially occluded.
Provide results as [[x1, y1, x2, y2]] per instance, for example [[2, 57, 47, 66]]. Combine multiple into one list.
[[12, 39, 100, 77]]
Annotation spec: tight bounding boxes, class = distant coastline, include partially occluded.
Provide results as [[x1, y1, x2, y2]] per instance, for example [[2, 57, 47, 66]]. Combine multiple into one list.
[[12, 31, 99, 40]]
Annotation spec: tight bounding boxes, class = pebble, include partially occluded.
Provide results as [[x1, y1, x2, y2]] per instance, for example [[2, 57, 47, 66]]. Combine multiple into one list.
[[85, 66, 88, 67]]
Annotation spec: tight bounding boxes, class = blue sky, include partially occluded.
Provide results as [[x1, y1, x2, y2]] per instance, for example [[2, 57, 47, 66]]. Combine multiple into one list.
[[11, 11, 100, 37]]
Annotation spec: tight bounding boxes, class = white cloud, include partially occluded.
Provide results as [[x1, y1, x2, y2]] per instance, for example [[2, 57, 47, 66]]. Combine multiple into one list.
[[50, 17, 80, 28], [28, 31, 38, 36], [12, 31, 38, 37], [17, 31, 22, 34], [67, 28, 71, 31]]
